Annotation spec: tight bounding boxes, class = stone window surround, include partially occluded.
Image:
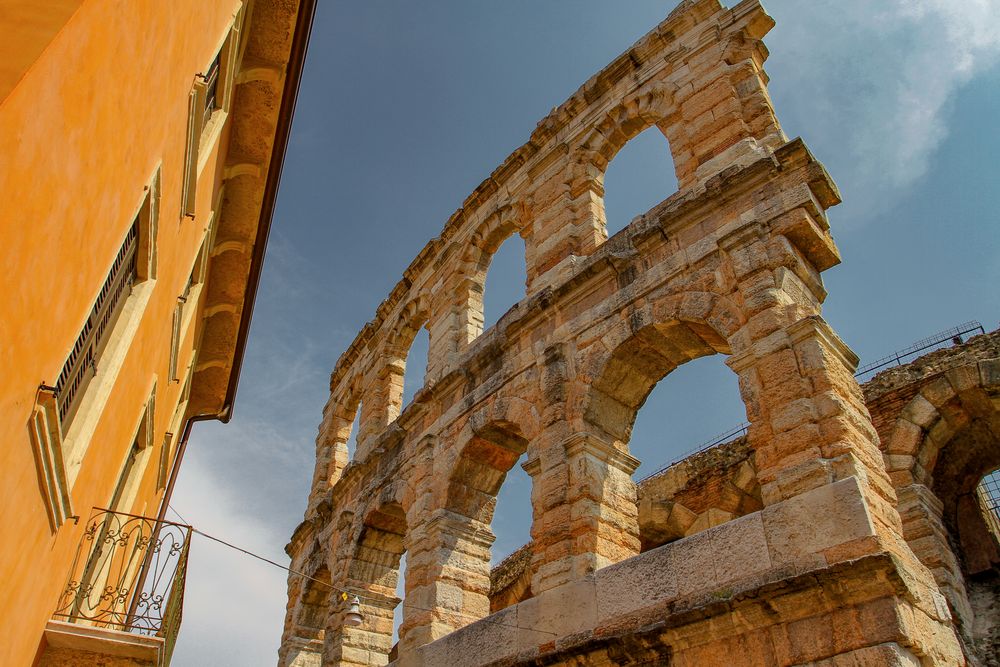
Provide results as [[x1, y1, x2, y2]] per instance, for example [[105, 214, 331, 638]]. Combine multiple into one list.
[[107, 379, 157, 515], [28, 166, 161, 531], [168, 214, 215, 382], [181, 3, 245, 218], [158, 363, 194, 491]]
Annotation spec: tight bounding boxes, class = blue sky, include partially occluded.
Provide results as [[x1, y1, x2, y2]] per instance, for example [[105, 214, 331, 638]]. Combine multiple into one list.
[[170, 2, 1000, 664]]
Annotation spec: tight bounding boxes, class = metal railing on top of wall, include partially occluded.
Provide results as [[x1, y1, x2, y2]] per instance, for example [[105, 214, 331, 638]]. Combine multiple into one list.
[[641, 320, 989, 478]]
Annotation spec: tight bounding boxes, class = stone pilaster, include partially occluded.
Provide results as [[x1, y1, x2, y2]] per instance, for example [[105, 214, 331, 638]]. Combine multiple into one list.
[[323, 590, 399, 667], [529, 432, 640, 595], [398, 510, 494, 654]]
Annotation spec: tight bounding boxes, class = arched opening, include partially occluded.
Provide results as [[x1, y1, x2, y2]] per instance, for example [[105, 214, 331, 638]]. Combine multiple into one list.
[[583, 319, 759, 553], [488, 458, 533, 613], [402, 325, 429, 408], [345, 402, 361, 461], [885, 371, 1000, 663], [978, 470, 1000, 545], [491, 459, 532, 562], [601, 127, 678, 239], [482, 235, 527, 332], [629, 355, 759, 550], [442, 421, 530, 623], [630, 355, 747, 476], [282, 565, 331, 667], [324, 393, 361, 485], [296, 566, 331, 643], [586, 320, 732, 444], [337, 503, 407, 665], [391, 552, 407, 654], [930, 423, 1000, 662]]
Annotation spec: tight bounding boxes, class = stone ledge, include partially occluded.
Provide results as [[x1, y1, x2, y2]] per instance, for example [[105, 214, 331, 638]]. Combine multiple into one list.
[[42, 621, 163, 666], [396, 477, 883, 667]]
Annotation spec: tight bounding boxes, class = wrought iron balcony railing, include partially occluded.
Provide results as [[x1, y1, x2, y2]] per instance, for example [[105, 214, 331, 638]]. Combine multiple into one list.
[[53, 508, 191, 664]]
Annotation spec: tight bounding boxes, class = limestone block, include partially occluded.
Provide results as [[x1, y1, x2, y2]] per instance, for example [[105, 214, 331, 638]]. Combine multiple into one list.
[[515, 577, 597, 650], [979, 358, 1000, 388], [886, 420, 923, 456], [808, 642, 921, 667], [762, 477, 876, 567], [899, 394, 938, 430], [412, 605, 518, 667], [595, 540, 678, 625], [918, 376, 957, 408]]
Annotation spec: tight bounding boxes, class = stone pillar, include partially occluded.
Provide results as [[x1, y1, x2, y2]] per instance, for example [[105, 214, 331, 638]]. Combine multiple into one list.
[[528, 431, 640, 595], [280, 636, 323, 667], [323, 590, 398, 667], [355, 361, 402, 460], [895, 484, 973, 626], [398, 511, 494, 654], [727, 314, 902, 531], [665, 5, 786, 190]]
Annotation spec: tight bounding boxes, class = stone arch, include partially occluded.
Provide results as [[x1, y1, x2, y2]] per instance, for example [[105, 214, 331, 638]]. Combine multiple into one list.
[[556, 86, 678, 265], [580, 292, 740, 445], [574, 86, 677, 178], [361, 294, 433, 449], [882, 358, 1000, 654], [521, 294, 745, 586], [884, 360, 1000, 489], [320, 373, 363, 485], [293, 565, 331, 650], [327, 498, 409, 666], [454, 204, 529, 346], [279, 528, 333, 667], [445, 411, 534, 526], [388, 401, 540, 654]]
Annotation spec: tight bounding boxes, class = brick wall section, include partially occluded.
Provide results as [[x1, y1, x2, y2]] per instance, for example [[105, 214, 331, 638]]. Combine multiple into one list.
[[865, 330, 1000, 444]]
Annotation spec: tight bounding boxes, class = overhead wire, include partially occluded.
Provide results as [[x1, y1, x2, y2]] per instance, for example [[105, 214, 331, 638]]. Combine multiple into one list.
[[168, 505, 557, 637]]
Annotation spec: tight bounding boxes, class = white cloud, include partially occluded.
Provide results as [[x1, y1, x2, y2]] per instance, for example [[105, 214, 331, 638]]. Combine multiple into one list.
[[764, 0, 1000, 221], [169, 456, 292, 667]]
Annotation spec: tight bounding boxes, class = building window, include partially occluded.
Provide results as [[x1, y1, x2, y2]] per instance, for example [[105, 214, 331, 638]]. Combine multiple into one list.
[[54, 221, 140, 426], [28, 169, 160, 530], [180, 7, 246, 218], [202, 51, 222, 130]]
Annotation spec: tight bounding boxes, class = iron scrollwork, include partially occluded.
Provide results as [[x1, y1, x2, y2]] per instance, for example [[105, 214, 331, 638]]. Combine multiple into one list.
[[53, 508, 191, 643]]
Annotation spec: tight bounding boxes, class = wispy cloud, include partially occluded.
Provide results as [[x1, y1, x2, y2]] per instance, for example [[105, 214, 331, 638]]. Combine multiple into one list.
[[766, 0, 1000, 222], [170, 457, 290, 667]]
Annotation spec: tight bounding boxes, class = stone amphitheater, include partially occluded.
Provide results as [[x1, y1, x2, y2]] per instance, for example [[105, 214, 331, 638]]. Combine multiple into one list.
[[278, 1, 1000, 664]]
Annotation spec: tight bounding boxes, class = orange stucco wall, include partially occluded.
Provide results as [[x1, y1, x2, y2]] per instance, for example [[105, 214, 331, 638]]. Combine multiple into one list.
[[0, 2, 242, 664]]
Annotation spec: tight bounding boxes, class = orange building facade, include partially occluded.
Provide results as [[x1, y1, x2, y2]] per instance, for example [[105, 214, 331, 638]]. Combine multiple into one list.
[[0, 1, 315, 664]]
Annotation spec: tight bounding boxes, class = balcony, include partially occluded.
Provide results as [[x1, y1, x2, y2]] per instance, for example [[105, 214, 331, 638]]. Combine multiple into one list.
[[42, 509, 191, 667]]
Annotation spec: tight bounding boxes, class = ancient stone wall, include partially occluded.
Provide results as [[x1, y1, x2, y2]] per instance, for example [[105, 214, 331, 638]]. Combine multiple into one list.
[[485, 331, 1000, 664], [866, 331, 1000, 664], [280, 1, 973, 665]]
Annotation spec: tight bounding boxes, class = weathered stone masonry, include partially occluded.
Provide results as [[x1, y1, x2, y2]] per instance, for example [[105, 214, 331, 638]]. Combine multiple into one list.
[[489, 330, 1000, 665], [280, 1, 980, 665]]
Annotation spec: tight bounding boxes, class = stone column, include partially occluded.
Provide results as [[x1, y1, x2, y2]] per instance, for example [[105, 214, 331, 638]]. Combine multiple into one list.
[[895, 484, 973, 626], [665, 4, 786, 190], [323, 590, 398, 667], [398, 510, 494, 654], [528, 431, 640, 596]]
